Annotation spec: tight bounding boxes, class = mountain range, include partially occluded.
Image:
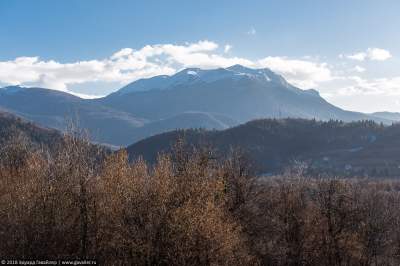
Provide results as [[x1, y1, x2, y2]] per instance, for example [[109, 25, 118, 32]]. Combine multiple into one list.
[[0, 65, 397, 146], [3, 108, 400, 178]]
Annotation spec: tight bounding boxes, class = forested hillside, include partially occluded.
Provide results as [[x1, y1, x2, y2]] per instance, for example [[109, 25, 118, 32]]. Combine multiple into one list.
[[0, 111, 61, 148], [128, 118, 400, 177]]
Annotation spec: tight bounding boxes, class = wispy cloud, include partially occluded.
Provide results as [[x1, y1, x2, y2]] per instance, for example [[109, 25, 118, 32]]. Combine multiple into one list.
[[257, 57, 333, 88], [338, 76, 400, 96], [344, 48, 392, 61], [224, 44, 232, 53], [353, 65, 366, 73]]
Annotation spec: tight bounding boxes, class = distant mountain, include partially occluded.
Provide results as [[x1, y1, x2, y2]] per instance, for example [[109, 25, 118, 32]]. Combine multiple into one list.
[[100, 65, 386, 124], [0, 65, 394, 146], [0, 86, 232, 146], [127, 118, 400, 177], [370, 111, 400, 121], [0, 86, 146, 146]]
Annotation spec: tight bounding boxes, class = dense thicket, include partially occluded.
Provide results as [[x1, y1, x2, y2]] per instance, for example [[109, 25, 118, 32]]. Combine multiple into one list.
[[1, 132, 400, 265]]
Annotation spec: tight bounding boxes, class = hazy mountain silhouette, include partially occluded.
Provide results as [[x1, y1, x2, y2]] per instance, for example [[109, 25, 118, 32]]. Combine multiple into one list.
[[0, 65, 394, 146], [0, 86, 146, 146], [370, 111, 400, 121]]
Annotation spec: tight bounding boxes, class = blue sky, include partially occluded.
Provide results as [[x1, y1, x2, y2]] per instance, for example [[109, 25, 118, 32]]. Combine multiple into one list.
[[1, 0, 400, 112]]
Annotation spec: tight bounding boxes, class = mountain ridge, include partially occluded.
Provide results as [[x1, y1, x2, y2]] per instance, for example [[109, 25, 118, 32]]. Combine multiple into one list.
[[127, 118, 400, 177], [0, 65, 396, 146]]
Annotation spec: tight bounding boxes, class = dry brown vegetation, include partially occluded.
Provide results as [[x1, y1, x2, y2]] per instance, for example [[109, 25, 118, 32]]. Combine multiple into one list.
[[1, 132, 400, 266]]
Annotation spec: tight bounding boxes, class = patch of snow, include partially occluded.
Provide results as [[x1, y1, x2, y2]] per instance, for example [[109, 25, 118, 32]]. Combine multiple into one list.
[[187, 70, 198, 75], [234, 72, 254, 78]]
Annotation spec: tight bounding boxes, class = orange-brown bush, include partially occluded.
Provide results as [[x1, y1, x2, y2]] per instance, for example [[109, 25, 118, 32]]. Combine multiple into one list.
[[1, 133, 400, 266]]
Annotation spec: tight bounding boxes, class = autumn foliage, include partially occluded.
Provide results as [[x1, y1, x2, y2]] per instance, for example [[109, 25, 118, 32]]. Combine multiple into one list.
[[1, 133, 400, 265]]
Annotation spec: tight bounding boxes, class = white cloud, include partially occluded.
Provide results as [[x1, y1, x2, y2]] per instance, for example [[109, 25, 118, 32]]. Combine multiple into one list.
[[353, 65, 366, 73], [111, 48, 134, 59], [347, 52, 367, 61], [257, 57, 333, 88], [337, 76, 400, 96], [224, 44, 232, 53], [345, 48, 392, 61], [367, 48, 392, 61], [69, 91, 106, 99]]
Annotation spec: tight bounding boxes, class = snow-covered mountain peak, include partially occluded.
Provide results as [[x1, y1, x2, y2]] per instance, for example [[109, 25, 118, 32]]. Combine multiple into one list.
[[116, 65, 293, 95]]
